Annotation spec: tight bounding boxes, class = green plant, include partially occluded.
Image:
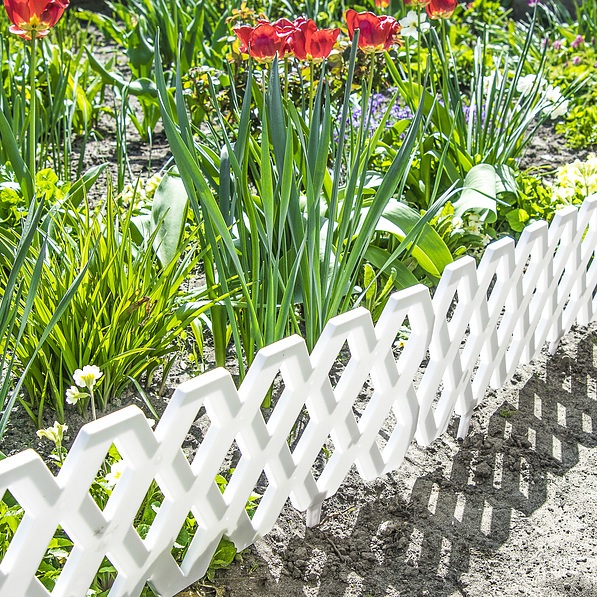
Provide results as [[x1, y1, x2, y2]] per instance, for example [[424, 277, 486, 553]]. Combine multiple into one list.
[[496, 169, 553, 235], [556, 104, 597, 150], [156, 31, 457, 390], [0, 14, 103, 182], [380, 6, 585, 250], [0, 122, 88, 441], [576, 0, 597, 40], [4, 181, 205, 426]]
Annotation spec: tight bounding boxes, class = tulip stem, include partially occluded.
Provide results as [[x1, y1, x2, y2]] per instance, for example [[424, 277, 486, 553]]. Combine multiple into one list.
[[309, 59, 314, 117], [29, 33, 37, 188], [440, 18, 450, 103]]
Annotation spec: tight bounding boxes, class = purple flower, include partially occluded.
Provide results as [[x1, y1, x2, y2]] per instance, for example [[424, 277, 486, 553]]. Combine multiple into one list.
[[347, 91, 413, 136], [462, 103, 486, 126], [571, 35, 585, 48], [552, 38, 566, 50], [572, 55, 581, 66]]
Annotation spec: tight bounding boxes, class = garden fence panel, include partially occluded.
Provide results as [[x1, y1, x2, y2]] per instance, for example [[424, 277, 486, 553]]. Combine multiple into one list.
[[0, 196, 596, 596]]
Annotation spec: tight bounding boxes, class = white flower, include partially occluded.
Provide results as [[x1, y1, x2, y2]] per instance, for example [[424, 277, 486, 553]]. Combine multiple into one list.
[[541, 85, 568, 119], [465, 213, 484, 236], [483, 71, 504, 96], [399, 11, 430, 40], [66, 385, 87, 405], [549, 98, 569, 119], [545, 84, 563, 104], [73, 365, 103, 390], [36, 422, 68, 445], [516, 74, 544, 97], [451, 216, 465, 234], [104, 460, 127, 488]]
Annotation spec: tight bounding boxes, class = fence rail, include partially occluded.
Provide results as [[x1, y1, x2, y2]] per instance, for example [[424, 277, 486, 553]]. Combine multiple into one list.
[[1, 197, 597, 596]]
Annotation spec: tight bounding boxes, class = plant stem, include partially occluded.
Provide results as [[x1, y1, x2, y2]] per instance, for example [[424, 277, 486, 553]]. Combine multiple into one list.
[[309, 58, 314, 116], [29, 33, 37, 187], [90, 388, 97, 420], [416, 8, 422, 95]]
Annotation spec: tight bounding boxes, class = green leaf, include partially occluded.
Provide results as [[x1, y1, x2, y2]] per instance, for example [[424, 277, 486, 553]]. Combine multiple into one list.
[[378, 200, 453, 277], [128, 78, 158, 99], [364, 245, 420, 290], [151, 169, 188, 267], [364, 263, 376, 303], [209, 537, 237, 571], [453, 164, 498, 223], [0, 108, 33, 202], [506, 208, 530, 232]]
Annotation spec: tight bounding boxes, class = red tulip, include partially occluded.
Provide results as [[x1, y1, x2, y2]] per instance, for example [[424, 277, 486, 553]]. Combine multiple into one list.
[[404, 0, 432, 7], [426, 0, 458, 19], [375, 0, 391, 7], [289, 18, 340, 61], [269, 17, 297, 35], [345, 9, 400, 52], [234, 22, 291, 61], [4, 0, 69, 39]]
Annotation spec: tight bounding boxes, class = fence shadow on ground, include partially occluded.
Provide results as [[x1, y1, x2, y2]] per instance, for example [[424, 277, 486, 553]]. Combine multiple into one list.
[[233, 329, 597, 597]]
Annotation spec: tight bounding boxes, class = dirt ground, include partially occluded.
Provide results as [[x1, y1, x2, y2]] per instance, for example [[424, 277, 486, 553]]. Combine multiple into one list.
[[188, 323, 597, 597]]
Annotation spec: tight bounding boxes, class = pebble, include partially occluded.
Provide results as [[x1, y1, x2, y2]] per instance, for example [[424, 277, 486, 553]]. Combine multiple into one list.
[[378, 520, 400, 536], [476, 462, 493, 478]]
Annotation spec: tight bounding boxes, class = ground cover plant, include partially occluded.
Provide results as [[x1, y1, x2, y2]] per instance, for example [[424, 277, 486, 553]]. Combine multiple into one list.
[[0, 0, 596, 594]]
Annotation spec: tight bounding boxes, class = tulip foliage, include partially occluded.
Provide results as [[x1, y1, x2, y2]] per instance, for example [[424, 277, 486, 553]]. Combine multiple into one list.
[[156, 24, 460, 381]]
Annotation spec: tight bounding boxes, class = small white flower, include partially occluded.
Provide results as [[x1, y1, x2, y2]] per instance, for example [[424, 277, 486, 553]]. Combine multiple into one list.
[[465, 213, 484, 235], [544, 85, 568, 119], [104, 460, 127, 488], [36, 422, 68, 445], [73, 365, 103, 390], [66, 385, 87, 405], [399, 10, 430, 40], [483, 71, 504, 96], [451, 216, 465, 234], [549, 98, 569, 119]]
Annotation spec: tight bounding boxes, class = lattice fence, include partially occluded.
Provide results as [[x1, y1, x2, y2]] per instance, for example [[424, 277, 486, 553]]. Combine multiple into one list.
[[1, 198, 597, 596]]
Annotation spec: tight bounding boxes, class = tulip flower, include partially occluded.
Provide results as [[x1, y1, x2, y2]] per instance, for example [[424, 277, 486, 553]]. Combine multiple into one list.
[[234, 22, 291, 61], [426, 0, 458, 19], [3, 0, 69, 40], [289, 18, 340, 61], [269, 17, 297, 36], [345, 9, 401, 53], [375, 0, 391, 7], [404, 0, 431, 6]]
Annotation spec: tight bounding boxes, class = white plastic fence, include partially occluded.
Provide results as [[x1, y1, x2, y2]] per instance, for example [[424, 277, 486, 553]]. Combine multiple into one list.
[[1, 197, 597, 596]]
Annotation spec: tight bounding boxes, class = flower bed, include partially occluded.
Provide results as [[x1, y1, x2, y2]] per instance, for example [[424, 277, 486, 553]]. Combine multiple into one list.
[[0, 0, 596, 595]]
